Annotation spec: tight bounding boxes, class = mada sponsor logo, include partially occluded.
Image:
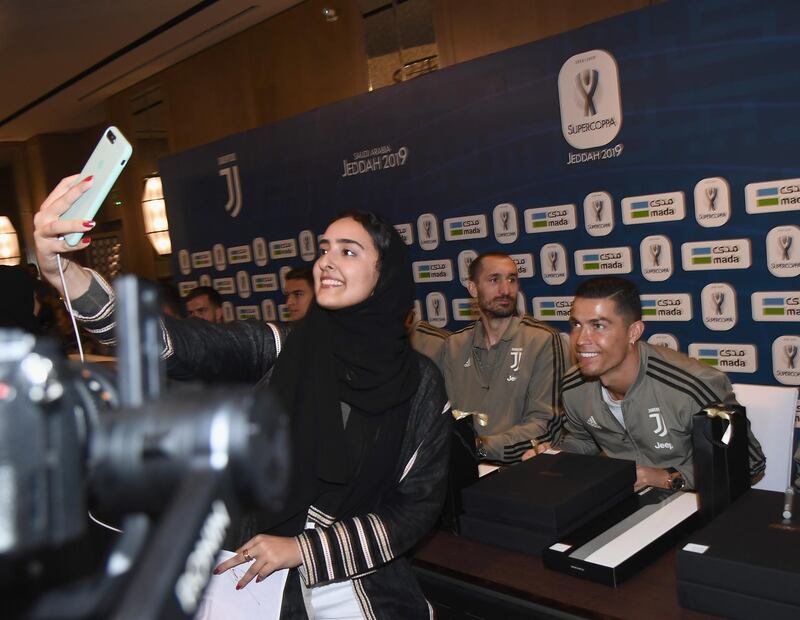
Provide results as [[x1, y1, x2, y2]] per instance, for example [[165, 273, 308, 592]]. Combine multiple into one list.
[[640, 235, 673, 282], [540, 243, 568, 285], [533, 296, 573, 321], [745, 178, 800, 214], [417, 213, 440, 250], [453, 298, 480, 321], [772, 335, 800, 386], [278, 304, 291, 322], [640, 294, 692, 321], [213, 277, 235, 295], [524, 204, 577, 233], [444, 215, 488, 241], [701, 283, 737, 331], [228, 245, 253, 264], [261, 299, 276, 322], [689, 343, 757, 373], [394, 223, 414, 246], [648, 333, 679, 351], [253, 237, 268, 266], [458, 250, 478, 288], [192, 251, 212, 269], [575, 246, 632, 275], [510, 253, 535, 279], [426, 292, 448, 327], [621, 192, 685, 224], [583, 191, 614, 237], [751, 291, 800, 321], [178, 249, 191, 275], [766, 225, 800, 278], [178, 281, 198, 297], [413, 260, 453, 283], [558, 49, 622, 149], [493, 203, 519, 244], [269, 239, 297, 259], [252, 273, 278, 293], [299, 230, 316, 261], [236, 305, 260, 321], [681, 239, 751, 271], [217, 153, 242, 218], [694, 177, 731, 227]]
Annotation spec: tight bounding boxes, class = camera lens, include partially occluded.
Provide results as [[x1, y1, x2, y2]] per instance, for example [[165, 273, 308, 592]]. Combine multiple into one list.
[[106, 130, 116, 144]]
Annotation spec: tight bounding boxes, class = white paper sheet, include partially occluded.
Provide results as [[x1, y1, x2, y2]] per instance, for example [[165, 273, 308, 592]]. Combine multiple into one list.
[[194, 550, 288, 620]]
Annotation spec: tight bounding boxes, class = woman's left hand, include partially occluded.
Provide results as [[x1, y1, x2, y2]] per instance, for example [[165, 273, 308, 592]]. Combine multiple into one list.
[[213, 534, 302, 589]]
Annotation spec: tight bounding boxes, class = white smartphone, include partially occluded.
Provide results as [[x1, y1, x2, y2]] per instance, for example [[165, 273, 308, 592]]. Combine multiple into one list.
[[60, 126, 133, 246]]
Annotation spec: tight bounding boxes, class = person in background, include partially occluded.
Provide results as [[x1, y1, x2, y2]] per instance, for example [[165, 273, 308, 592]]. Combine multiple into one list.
[[284, 266, 314, 322], [158, 281, 184, 318], [185, 285, 223, 323], [0, 264, 41, 334]]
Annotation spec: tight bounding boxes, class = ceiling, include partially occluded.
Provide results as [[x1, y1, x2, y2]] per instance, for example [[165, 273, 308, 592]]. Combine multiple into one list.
[[0, 0, 304, 142]]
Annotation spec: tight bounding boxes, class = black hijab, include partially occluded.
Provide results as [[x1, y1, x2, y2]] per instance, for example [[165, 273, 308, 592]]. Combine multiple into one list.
[[267, 212, 420, 535]]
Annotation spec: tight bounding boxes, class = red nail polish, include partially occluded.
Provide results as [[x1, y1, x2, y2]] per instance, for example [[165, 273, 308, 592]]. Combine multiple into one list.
[[83, 220, 95, 228], [212, 568, 219, 575], [235, 584, 242, 590], [82, 237, 91, 244], [82, 175, 94, 183]]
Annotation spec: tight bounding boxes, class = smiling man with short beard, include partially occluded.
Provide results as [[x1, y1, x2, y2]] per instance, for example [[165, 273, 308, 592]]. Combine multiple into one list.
[[443, 252, 566, 463]]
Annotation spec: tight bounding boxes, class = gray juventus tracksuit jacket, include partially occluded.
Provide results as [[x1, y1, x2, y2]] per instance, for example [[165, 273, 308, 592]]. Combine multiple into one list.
[[443, 315, 566, 463], [559, 341, 766, 489]]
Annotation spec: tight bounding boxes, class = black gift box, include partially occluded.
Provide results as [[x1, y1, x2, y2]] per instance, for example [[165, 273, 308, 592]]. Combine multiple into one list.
[[677, 489, 800, 619], [543, 487, 700, 586], [459, 452, 635, 556]]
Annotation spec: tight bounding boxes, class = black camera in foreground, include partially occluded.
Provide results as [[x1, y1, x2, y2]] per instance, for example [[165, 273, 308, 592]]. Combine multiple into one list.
[[0, 277, 290, 619]]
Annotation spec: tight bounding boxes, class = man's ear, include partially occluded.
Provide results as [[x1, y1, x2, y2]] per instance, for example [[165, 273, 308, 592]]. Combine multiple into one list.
[[628, 319, 645, 345], [467, 280, 478, 298]]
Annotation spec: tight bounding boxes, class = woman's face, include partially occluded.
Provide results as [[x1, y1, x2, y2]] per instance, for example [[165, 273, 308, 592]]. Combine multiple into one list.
[[314, 217, 380, 310]]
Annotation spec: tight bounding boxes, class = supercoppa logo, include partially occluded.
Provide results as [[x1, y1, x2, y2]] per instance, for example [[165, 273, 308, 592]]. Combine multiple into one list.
[[540, 243, 569, 285], [493, 203, 519, 244], [648, 333, 679, 350], [701, 283, 737, 331], [583, 191, 614, 237], [766, 225, 800, 277], [417, 213, 440, 250], [681, 239, 751, 271], [558, 49, 622, 149], [217, 153, 242, 218], [694, 177, 731, 227], [426, 292, 448, 327], [640, 294, 692, 321], [688, 343, 758, 373], [640, 235, 673, 282], [772, 335, 800, 385]]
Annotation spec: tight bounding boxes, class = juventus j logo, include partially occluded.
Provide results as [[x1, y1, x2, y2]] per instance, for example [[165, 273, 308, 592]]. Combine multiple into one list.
[[786, 345, 798, 369], [649, 243, 662, 267], [218, 155, 243, 218], [501, 210, 510, 231], [705, 186, 718, 211], [593, 200, 604, 222], [423, 220, 432, 239], [712, 292, 725, 316], [577, 69, 599, 116], [779, 235, 793, 260], [548, 251, 559, 271], [509, 348, 523, 372], [649, 412, 668, 437]]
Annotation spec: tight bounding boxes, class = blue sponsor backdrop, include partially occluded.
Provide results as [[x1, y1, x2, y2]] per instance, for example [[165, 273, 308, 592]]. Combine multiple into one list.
[[161, 0, 799, 390]]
